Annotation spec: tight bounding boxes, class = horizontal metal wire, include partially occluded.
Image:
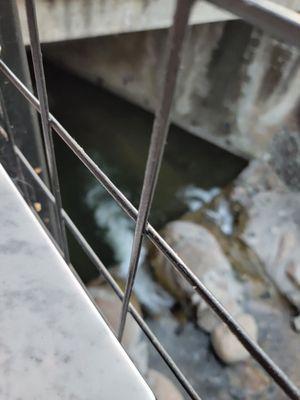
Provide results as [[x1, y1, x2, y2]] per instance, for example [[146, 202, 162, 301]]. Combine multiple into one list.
[[14, 143, 201, 400], [1, 59, 299, 400], [208, 0, 300, 47]]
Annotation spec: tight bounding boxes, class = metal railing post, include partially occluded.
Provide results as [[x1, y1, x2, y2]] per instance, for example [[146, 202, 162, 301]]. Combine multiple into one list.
[[24, 0, 70, 263], [118, 0, 193, 342]]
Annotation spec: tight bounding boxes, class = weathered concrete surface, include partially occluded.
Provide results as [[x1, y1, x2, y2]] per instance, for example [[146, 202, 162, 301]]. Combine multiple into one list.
[[0, 164, 155, 400], [17, 0, 237, 44], [45, 20, 300, 158], [16, 0, 300, 44]]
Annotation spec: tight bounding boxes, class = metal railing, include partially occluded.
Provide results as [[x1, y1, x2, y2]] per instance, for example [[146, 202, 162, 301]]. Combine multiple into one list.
[[0, 0, 300, 399]]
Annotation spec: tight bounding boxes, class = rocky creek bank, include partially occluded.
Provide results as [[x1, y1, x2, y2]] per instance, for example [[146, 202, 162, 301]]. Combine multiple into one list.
[[149, 158, 300, 397], [87, 158, 300, 399]]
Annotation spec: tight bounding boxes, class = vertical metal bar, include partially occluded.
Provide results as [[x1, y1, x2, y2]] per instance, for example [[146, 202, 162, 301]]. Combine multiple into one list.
[[0, 0, 45, 175], [118, 0, 193, 341], [24, 0, 70, 262]]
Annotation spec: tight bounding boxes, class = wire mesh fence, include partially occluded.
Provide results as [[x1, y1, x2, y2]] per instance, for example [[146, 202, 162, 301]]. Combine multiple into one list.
[[0, 0, 300, 399]]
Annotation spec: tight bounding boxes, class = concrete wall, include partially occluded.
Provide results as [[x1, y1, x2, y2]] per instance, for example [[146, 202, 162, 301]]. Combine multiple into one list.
[[45, 20, 300, 158]]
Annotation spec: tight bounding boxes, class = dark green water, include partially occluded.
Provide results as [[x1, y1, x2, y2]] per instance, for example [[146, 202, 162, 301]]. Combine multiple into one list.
[[44, 61, 247, 282]]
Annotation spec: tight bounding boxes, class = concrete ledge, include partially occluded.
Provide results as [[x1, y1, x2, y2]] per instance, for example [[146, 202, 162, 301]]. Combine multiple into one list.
[[0, 164, 154, 400]]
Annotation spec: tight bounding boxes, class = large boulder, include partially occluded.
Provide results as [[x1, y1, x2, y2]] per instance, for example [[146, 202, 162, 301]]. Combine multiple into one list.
[[149, 221, 244, 332], [231, 159, 300, 310], [241, 191, 300, 309]]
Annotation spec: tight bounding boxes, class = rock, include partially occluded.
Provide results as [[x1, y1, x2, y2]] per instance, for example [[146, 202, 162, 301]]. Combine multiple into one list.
[[87, 283, 148, 375], [230, 160, 300, 310], [147, 369, 183, 400], [196, 294, 242, 333], [194, 269, 243, 332], [241, 191, 300, 309], [231, 159, 287, 209], [149, 220, 243, 332], [211, 313, 258, 364], [150, 221, 228, 298]]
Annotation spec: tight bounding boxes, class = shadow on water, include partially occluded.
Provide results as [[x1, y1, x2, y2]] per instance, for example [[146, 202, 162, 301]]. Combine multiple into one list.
[[44, 61, 247, 282]]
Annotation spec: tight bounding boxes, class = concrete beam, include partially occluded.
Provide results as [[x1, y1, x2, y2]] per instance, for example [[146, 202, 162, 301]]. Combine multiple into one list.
[[17, 0, 237, 44], [17, 0, 300, 45], [45, 21, 300, 159]]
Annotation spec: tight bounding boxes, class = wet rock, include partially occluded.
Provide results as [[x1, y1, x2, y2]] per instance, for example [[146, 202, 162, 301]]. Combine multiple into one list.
[[149, 221, 244, 332], [211, 313, 258, 364], [87, 282, 149, 374], [147, 369, 183, 400]]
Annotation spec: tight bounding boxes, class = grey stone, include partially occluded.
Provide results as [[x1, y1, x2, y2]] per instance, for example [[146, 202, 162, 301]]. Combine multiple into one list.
[[242, 192, 300, 309], [147, 369, 183, 400], [149, 220, 243, 332], [211, 313, 258, 364]]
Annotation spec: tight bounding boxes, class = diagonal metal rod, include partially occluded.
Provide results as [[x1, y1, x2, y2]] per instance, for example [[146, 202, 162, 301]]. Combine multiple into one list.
[[117, 0, 193, 342], [24, 0, 69, 262], [0, 60, 299, 400], [14, 144, 201, 400]]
